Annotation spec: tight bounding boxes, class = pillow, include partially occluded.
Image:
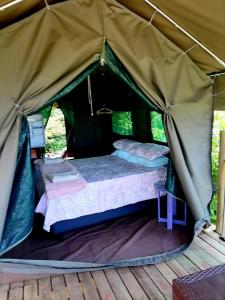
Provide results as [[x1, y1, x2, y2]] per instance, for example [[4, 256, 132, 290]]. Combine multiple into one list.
[[111, 149, 132, 160], [112, 149, 168, 168], [129, 143, 169, 160], [113, 139, 141, 152]]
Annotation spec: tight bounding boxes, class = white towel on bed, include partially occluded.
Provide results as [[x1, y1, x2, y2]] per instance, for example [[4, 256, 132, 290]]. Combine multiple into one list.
[[47, 171, 80, 183]]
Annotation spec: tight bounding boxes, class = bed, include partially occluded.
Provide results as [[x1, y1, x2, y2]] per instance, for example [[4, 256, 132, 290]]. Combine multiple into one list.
[[35, 154, 167, 234]]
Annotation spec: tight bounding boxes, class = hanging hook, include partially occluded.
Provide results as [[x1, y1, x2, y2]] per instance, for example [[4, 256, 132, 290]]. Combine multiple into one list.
[[88, 75, 94, 116]]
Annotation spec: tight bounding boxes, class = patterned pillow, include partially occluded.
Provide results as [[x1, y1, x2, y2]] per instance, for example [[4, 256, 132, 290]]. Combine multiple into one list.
[[130, 143, 169, 160], [113, 139, 141, 152]]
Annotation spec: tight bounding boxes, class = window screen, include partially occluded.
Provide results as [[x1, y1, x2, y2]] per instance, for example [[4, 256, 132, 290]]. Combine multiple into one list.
[[112, 111, 133, 135], [151, 111, 167, 142]]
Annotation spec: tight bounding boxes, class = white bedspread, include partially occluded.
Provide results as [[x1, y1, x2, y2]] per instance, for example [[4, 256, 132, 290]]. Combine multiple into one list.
[[35, 155, 167, 231]]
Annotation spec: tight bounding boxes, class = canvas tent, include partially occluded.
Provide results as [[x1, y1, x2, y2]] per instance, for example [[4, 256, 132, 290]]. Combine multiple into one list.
[[0, 0, 224, 106], [0, 0, 217, 281]]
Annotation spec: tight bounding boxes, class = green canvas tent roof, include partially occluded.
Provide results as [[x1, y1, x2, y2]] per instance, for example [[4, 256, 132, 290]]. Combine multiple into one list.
[[0, 0, 224, 108], [0, 0, 216, 281]]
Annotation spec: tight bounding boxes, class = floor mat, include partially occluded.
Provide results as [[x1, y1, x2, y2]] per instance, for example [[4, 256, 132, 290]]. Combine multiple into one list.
[[3, 215, 192, 263]]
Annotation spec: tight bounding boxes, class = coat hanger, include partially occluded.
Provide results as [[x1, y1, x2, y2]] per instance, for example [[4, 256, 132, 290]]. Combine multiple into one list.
[[96, 105, 113, 115]]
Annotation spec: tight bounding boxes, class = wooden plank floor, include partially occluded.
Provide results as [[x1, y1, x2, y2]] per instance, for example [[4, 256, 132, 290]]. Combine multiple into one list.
[[1, 227, 225, 300]]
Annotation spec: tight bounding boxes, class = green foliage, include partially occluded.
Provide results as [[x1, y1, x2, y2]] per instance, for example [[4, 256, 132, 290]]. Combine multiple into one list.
[[151, 111, 167, 143], [40, 106, 52, 126], [210, 111, 225, 223], [44, 107, 67, 155], [112, 111, 133, 135]]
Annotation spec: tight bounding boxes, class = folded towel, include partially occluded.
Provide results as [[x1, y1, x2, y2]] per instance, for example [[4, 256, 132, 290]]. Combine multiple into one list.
[[47, 170, 81, 183], [36, 159, 86, 184], [44, 157, 64, 164]]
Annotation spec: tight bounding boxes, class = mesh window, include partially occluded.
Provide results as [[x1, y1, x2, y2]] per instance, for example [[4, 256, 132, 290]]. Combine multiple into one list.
[[112, 111, 133, 135], [151, 111, 167, 142]]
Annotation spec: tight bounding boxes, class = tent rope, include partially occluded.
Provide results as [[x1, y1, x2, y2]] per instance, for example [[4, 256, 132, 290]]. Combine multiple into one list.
[[43, 0, 50, 10], [148, 10, 157, 25], [0, 0, 23, 11], [87, 75, 94, 116], [182, 43, 199, 55], [209, 72, 225, 78], [214, 89, 225, 98], [211, 74, 225, 97], [144, 0, 225, 69]]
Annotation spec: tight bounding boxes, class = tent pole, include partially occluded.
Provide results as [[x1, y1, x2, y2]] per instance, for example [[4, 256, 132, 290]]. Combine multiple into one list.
[[216, 131, 225, 236], [0, 0, 23, 10], [144, 0, 225, 69]]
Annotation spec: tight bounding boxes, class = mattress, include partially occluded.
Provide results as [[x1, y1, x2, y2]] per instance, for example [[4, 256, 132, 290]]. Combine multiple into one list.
[[35, 155, 167, 231]]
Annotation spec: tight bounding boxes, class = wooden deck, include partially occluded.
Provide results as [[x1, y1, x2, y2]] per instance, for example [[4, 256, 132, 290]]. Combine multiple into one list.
[[1, 227, 225, 300]]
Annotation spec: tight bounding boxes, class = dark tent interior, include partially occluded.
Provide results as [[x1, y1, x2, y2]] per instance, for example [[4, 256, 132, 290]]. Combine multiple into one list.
[[61, 65, 158, 158], [3, 64, 194, 263]]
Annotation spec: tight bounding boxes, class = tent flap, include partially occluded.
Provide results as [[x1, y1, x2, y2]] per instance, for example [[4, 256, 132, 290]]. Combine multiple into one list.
[[0, 118, 34, 255]]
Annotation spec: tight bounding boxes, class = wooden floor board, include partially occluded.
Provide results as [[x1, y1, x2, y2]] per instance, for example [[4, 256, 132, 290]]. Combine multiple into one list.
[[64, 273, 84, 300], [38, 276, 52, 300], [204, 228, 225, 245], [117, 267, 149, 300], [166, 259, 189, 277], [8, 285, 23, 300], [194, 236, 225, 263], [199, 232, 225, 255], [3, 230, 225, 300], [155, 262, 178, 285], [10, 281, 23, 289], [78, 272, 100, 300], [175, 254, 200, 274], [143, 265, 173, 300], [24, 280, 38, 300], [184, 242, 220, 269], [104, 269, 132, 300], [130, 266, 165, 300], [91, 270, 116, 300], [0, 284, 9, 300], [51, 275, 68, 300]]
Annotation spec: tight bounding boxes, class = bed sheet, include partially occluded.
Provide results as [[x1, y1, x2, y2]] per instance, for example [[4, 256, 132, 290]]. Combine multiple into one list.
[[35, 155, 167, 231]]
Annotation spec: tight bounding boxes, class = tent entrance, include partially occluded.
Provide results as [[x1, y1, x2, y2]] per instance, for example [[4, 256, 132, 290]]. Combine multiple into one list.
[[1, 44, 193, 278]]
